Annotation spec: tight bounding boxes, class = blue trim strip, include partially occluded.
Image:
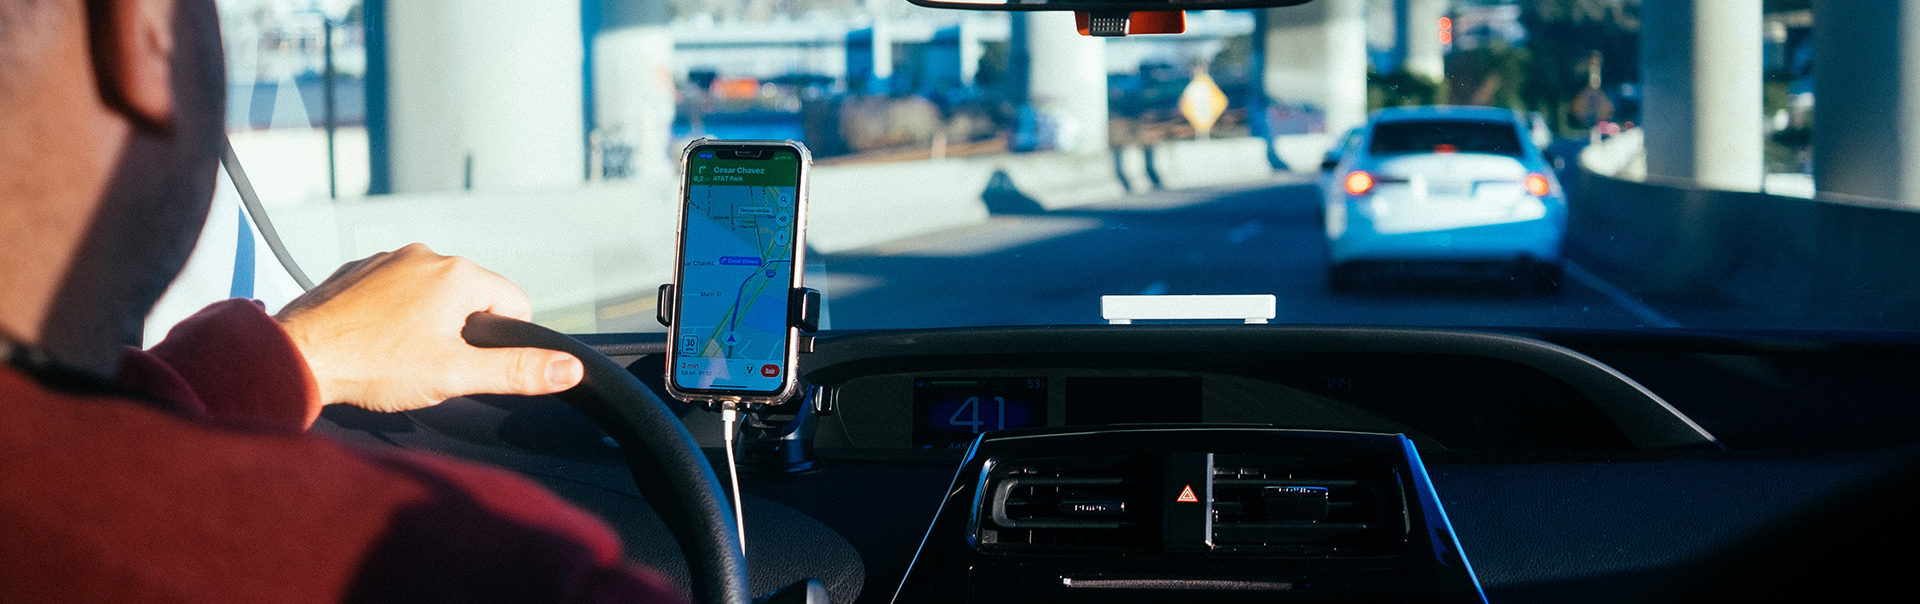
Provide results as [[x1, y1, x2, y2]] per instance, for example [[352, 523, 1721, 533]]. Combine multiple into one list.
[[1400, 435, 1489, 604], [231, 205, 256, 299]]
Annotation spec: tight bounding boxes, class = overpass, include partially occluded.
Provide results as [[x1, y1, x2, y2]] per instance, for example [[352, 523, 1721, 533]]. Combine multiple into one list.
[[230, 0, 1919, 205], [144, 0, 1920, 341], [356, 1, 1368, 193]]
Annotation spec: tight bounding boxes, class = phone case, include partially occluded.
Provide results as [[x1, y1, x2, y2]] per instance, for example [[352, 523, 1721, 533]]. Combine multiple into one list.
[[665, 138, 812, 406]]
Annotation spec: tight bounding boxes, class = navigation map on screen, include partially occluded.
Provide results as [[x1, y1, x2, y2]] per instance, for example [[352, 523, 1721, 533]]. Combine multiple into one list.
[[674, 152, 800, 392]]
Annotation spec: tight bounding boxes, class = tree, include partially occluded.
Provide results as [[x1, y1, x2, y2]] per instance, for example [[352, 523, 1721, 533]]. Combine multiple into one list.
[[1369, 69, 1447, 110], [1444, 43, 1529, 110], [1517, 0, 1640, 133]]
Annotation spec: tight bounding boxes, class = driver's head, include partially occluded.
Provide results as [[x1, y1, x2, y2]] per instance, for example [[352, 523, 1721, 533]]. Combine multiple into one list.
[[0, 0, 225, 375]]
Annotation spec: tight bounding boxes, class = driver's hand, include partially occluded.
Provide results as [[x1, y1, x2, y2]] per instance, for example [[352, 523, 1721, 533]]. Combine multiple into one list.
[[274, 243, 585, 412]]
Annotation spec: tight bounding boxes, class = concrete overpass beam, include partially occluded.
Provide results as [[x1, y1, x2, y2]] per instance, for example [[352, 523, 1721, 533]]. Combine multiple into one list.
[[380, 0, 584, 193], [1812, 0, 1920, 206], [1263, 0, 1368, 136], [1641, 0, 1765, 192], [1018, 12, 1109, 154], [593, 0, 675, 185], [1395, 0, 1447, 81]]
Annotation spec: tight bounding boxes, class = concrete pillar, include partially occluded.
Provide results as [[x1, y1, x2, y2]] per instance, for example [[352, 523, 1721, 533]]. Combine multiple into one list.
[[1022, 12, 1109, 154], [1263, 0, 1368, 136], [848, 23, 894, 94], [930, 23, 982, 88], [960, 21, 982, 87], [863, 0, 895, 89], [1395, 0, 1446, 80], [1812, 0, 1920, 206], [1640, 1, 1764, 192], [593, 0, 675, 185], [382, 0, 584, 193]]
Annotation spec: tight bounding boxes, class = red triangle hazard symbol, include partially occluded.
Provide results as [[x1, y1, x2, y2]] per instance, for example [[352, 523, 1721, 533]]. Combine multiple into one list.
[[1176, 485, 1199, 503]]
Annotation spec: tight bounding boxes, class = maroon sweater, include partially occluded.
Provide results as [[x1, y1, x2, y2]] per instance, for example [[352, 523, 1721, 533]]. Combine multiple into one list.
[[0, 300, 687, 603]]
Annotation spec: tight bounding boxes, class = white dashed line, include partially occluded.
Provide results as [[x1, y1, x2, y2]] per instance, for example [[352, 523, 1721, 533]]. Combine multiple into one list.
[[1225, 220, 1264, 244], [1562, 261, 1683, 328]]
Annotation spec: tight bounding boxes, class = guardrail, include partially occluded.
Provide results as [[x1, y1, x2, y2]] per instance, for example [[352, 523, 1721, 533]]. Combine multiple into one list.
[[1569, 151, 1920, 331]]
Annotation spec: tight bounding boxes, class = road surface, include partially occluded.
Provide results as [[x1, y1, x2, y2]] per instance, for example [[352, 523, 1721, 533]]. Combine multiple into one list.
[[596, 173, 1681, 333]]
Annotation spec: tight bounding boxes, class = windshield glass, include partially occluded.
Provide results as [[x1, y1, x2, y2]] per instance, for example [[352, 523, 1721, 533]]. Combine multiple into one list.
[[192, 0, 1910, 339]]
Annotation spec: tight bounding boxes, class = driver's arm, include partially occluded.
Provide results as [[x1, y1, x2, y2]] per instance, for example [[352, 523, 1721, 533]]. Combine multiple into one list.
[[126, 243, 584, 431]]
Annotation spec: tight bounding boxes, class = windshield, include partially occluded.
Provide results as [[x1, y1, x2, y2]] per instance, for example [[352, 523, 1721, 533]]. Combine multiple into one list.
[[187, 0, 1911, 339]]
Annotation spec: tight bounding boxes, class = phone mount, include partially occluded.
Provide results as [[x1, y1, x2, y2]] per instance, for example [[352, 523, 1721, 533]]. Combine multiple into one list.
[[657, 284, 821, 336], [656, 283, 827, 475]]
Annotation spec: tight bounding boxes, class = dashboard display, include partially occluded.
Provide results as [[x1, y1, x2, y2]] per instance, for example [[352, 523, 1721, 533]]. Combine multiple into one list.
[[912, 377, 1047, 448]]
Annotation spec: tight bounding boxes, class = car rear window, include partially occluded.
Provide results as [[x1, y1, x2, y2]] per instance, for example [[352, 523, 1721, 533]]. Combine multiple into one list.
[[1369, 120, 1524, 157]]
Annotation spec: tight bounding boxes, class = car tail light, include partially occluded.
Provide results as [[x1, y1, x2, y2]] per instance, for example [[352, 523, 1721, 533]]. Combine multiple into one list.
[[1525, 173, 1552, 197], [1344, 171, 1375, 196]]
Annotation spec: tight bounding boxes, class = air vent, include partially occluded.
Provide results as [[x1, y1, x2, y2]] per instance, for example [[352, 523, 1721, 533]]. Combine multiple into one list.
[[977, 456, 1158, 552], [1209, 455, 1410, 556], [976, 453, 1412, 556]]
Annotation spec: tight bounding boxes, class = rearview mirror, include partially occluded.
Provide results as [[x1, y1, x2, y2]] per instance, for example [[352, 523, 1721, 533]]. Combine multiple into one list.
[[907, 0, 1315, 12]]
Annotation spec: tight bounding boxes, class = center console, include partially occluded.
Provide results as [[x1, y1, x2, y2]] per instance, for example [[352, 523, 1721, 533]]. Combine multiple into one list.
[[890, 426, 1486, 603]]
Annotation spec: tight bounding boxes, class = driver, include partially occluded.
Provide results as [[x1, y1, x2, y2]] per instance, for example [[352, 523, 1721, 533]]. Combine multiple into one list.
[[0, 1, 685, 600]]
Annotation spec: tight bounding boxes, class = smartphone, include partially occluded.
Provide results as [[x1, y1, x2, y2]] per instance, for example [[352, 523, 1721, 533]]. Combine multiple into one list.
[[666, 139, 811, 404]]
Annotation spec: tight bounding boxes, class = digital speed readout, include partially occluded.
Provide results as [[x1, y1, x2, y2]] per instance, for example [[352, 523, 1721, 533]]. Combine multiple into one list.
[[911, 377, 1046, 448]]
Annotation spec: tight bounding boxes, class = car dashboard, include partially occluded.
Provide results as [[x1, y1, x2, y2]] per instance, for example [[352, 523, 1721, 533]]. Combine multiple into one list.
[[799, 326, 1708, 454], [314, 324, 1920, 603]]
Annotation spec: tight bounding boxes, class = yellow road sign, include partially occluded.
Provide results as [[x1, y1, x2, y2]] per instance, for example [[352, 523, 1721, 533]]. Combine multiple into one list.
[[1179, 69, 1229, 139]]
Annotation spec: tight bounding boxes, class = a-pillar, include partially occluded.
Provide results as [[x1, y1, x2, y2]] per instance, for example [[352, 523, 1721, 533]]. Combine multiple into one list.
[[1017, 12, 1109, 154], [1395, 0, 1446, 81], [1263, 0, 1368, 137], [1812, 0, 1920, 206], [593, 0, 675, 184], [373, 0, 585, 193], [1640, 1, 1764, 191]]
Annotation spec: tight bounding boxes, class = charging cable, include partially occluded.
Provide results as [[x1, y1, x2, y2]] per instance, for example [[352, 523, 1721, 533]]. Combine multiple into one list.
[[720, 405, 747, 555]]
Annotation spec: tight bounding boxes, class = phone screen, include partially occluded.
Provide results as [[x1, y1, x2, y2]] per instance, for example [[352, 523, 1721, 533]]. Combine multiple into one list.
[[670, 143, 805, 397]]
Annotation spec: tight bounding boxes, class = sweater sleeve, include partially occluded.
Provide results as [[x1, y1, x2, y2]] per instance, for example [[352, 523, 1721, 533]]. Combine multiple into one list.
[[101, 302, 690, 602], [127, 299, 323, 433]]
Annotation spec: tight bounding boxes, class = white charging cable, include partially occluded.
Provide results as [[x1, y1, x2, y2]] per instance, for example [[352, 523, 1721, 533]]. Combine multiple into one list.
[[720, 406, 747, 555]]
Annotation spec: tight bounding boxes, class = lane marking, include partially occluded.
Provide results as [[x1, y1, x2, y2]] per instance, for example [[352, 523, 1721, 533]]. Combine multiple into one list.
[[1562, 261, 1682, 328], [861, 220, 1011, 256], [861, 216, 1098, 257], [598, 296, 658, 321], [1225, 220, 1264, 244], [536, 308, 596, 334]]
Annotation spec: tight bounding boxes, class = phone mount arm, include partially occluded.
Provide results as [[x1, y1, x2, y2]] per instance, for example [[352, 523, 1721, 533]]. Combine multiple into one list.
[[657, 283, 827, 474], [657, 284, 821, 333]]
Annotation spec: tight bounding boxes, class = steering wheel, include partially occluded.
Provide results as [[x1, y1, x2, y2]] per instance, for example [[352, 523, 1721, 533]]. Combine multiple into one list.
[[462, 313, 749, 604]]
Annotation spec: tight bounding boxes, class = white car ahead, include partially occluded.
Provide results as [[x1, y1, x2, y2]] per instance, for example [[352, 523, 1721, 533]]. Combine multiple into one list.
[[1321, 106, 1567, 292]]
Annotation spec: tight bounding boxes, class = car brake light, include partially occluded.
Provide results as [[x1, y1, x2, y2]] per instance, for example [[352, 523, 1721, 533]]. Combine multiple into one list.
[[1525, 173, 1552, 196], [1344, 171, 1375, 195]]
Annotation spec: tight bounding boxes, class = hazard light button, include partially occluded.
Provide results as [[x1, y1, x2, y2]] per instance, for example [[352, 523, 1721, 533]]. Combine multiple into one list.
[[1163, 451, 1213, 550]]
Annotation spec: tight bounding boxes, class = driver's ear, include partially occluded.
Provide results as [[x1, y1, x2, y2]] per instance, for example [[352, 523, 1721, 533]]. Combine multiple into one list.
[[87, 0, 177, 133]]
